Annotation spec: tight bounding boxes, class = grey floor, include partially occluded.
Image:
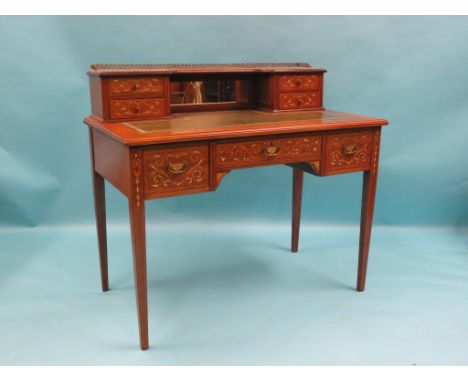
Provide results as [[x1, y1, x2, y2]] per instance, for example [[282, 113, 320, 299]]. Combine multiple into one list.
[[0, 224, 467, 365]]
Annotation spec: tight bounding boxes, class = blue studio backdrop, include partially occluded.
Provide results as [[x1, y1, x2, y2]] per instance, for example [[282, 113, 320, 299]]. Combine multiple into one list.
[[1, 16, 468, 365], [1, 16, 467, 228]]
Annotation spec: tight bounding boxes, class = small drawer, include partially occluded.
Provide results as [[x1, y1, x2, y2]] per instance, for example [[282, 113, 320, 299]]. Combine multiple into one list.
[[279, 92, 321, 110], [143, 144, 210, 197], [109, 77, 164, 96], [110, 99, 165, 119], [278, 75, 320, 92], [216, 134, 321, 170], [323, 131, 373, 174]]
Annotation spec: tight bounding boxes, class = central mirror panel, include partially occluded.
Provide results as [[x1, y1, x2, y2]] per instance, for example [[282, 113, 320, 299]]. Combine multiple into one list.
[[170, 79, 252, 111]]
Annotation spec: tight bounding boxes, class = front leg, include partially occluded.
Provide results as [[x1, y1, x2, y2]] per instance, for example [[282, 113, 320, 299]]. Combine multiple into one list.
[[129, 150, 148, 350], [357, 128, 381, 291], [291, 168, 304, 253], [89, 127, 109, 292]]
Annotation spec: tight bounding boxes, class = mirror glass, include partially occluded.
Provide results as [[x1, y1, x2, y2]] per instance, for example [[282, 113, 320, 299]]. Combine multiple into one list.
[[170, 80, 251, 104]]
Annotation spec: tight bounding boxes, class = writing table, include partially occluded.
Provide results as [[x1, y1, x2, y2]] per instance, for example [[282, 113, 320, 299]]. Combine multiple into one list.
[[84, 63, 388, 350]]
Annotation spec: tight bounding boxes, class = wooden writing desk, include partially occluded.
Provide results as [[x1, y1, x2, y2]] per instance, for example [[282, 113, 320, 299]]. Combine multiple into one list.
[[84, 63, 388, 350]]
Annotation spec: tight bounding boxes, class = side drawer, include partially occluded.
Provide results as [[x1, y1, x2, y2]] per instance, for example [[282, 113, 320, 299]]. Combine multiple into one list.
[[216, 134, 321, 170], [323, 131, 373, 175], [109, 77, 164, 96], [110, 98, 165, 119], [278, 92, 321, 110], [143, 144, 210, 198], [278, 75, 320, 92]]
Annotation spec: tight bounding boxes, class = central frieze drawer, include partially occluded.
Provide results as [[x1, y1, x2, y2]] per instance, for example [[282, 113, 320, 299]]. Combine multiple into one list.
[[143, 144, 210, 197], [216, 134, 321, 170]]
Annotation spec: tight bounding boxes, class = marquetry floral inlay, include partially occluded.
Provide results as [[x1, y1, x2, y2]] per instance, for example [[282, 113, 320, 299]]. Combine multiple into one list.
[[110, 99, 164, 118], [145, 149, 208, 189], [372, 130, 380, 175], [132, 151, 142, 208], [328, 133, 372, 167], [279, 93, 319, 109], [217, 136, 321, 166], [109, 77, 163, 94], [279, 75, 319, 90]]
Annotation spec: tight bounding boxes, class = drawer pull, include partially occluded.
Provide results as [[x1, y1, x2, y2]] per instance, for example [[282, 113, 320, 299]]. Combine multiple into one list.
[[133, 83, 141, 91], [134, 105, 142, 113], [263, 143, 281, 157], [167, 160, 189, 174], [296, 98, 304, 106], [295, 80, 302, 86], [343, 144, 358, 155]]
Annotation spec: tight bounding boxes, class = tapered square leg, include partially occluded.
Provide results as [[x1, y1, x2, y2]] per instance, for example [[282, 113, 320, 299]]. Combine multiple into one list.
[[291, 168, 304, 253], [91, 171, 109, 292], [129, 198, 148, 350], [357, 128, 380, 292], [89, 128, 109, 292], [129, 150, 148, 350]]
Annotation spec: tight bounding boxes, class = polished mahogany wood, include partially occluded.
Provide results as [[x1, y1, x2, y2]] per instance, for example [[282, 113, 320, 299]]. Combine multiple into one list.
[[278, 92, 321, 110], [91, 128, 130, 196], [357, 127, 381, 291], [143, 143, 210, 198], [108, 76, 164, 97], [291, 168, 304, 253], [85, 63, 388, 350], [322, 130, 373, 175], [129, 149, 149, 350], [89, 129, 109, 292], [215, 133, 321, 171], [85, 109, 387, 146], [88, 63, 327, 122]]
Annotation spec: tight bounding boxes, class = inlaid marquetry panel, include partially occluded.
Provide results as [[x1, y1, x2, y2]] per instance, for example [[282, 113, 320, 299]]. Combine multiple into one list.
[[109, 77, 164, 96], [323, 131, 373, 174], [110, 99, 165, 119], [143, 144, 209, 197], [279, 92, 321, 110], [278, 75, 320, 91], [216, 134, 321, 170]]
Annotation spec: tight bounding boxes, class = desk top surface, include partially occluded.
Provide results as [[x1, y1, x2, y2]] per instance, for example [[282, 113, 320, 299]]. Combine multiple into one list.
[[85, 109, 388, 146]]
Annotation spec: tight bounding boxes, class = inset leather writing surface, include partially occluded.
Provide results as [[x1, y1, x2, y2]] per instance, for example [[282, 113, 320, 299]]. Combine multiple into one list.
[[84, 109, 387, 146], [123, 110, 386, 134]]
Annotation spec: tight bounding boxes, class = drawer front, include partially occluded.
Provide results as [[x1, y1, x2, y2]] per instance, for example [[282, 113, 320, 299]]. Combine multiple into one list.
[[109, 77, 164, 96], [110, 99, 165, 119], [278, 75, 320, 92], [216, 134, 321, 170], [143, 145, 210, 197], [323, 131, 373, 174], [279, 92, 321, 110]]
